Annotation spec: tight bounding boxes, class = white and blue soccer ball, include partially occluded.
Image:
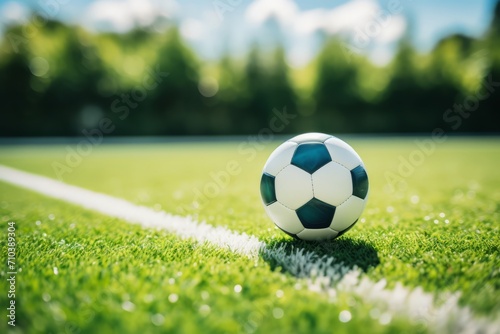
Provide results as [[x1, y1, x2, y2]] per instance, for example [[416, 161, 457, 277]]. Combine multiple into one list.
[[260, 133, 369, 241]]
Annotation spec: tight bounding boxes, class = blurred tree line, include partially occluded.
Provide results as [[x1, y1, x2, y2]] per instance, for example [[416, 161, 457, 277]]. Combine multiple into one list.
[[0, 3, 499, 137]]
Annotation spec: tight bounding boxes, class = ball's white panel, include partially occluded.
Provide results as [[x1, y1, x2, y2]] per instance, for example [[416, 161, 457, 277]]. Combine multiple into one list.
[[288, 132, 332, 144], [324, 137, 363, 170], [330, 196, 366, 231], [312, 162, 352, 207], [263, 141, 298, 176], [264, 201, 304, 234], [275, 165, 313, 210], [297, 228, 338, 241]]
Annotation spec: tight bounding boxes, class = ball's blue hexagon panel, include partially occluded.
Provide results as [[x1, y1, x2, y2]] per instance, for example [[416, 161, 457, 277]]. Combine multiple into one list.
[[260, 173, 277, 205], [351, 165, 369, 199], [296, 198, 336, 229], [291, 143, 332, 174]]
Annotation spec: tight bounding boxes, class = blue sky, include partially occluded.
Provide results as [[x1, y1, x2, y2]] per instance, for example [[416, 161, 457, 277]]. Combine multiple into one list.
[[0, 0, 497, 65]]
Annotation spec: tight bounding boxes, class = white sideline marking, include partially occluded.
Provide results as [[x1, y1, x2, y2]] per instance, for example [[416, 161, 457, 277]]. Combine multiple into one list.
[[0, 165, 263, 257], [0, 164, 498, 333]]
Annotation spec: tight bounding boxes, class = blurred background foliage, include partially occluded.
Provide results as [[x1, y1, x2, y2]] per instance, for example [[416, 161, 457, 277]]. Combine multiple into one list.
[[0, 2, 499, 137]]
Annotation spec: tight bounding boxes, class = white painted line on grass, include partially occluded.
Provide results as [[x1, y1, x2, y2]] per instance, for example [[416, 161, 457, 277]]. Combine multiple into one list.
[[0, 164, 498, 333], [0, 164, 263, 257], [262, 244, 499, 334]]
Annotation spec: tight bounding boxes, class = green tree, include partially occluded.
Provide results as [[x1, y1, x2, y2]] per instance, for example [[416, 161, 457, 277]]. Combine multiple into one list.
[[312, 38, 366, 133], [208, 54, 247, 134], [424, 34, 476, 131], [38, 26, 108, 135], [235, 16, 299, 134], [376, 38, 425, 131], [477, 0, 500, 132], [148, 27, 202, 135], [0, 25, 35, 136], [227, 44, 298, 134]]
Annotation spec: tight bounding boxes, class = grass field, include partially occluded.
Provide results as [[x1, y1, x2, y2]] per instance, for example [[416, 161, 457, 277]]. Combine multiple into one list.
[[0, 137, 499, 333]]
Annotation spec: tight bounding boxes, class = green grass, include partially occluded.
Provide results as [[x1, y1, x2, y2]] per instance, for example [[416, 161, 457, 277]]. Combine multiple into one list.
[[0, 183, 419, 334], [0, 137, 499, 333]]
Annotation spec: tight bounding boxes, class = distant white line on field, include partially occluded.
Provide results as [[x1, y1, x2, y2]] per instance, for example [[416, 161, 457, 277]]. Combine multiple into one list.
[[0, 164, 498, 334]]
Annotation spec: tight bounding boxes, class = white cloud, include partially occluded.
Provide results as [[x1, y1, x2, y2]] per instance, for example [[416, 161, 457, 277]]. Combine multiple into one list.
[[180, 18, 204, 41], [322, 0, 379, 34], [83, 0, 178, 32], [0, 1, 29, 24], [294, 9, 326, 36], [245, 0, 299, 27], [85, 0, 134, 32], [376, 15, 406, 43], [245, 0, 387, 37], [244, 0, 407, 66]]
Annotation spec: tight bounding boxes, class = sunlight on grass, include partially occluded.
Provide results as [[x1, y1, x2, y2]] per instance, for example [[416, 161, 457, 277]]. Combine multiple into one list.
[[0, 138, 499, 316]]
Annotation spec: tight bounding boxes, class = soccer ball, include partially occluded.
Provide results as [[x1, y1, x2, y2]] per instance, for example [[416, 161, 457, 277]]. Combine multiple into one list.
[[260, 132, 369, 241]]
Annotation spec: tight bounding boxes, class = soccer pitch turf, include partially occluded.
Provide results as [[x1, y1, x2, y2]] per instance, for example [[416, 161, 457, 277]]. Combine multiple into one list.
[[0, 137, 499, 333]]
